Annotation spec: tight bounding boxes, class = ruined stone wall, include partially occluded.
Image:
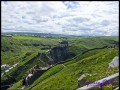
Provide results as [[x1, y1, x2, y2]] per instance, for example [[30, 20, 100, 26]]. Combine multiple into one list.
[[24, 70, 46, 86], [22, 65, 47, 86]]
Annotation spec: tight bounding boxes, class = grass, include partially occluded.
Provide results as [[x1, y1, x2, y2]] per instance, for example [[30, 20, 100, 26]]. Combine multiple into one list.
[[8, 64, 64, 90], [8, 47, 118, 90], [8, 80, 23, 90], [12, 36, 41, 40], [1, 35, 119, 90], [1, 36, 61, 65], [28, 48, 118, 90]]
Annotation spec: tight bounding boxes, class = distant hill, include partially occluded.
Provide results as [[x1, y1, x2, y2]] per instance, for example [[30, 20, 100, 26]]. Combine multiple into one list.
[[1, 32, 77, 37]]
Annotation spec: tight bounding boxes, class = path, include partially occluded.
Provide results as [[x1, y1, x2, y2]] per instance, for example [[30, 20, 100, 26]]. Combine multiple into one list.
[[62, 64, 66, 68]]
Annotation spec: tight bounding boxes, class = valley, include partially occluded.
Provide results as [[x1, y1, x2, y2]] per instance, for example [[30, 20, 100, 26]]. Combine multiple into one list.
[[1, 35, 119, 90]]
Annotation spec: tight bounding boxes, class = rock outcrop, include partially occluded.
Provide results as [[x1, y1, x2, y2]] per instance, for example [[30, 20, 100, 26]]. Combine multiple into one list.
[[39, 53, 52, 65], [108, 56, 119, 68], [49, 41, 69, 63], [50, 45, 68, 63], [78, 73, 92, 81], [39, 41, 72, 64], [1, 64, 10, 70], [22, 65, 50, 86], [78, 73, 93, 87], [22, 41, 74, 86]]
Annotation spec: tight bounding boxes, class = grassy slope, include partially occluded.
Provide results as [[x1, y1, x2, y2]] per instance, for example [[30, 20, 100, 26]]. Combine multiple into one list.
[[8, 65, 64, 90], [8, 47, 118, 90], [1, 36, 118, 90], [67, 36, 119, 55], [2, 36, 118, 65], [30, 47, 118, 90], [1, 36, 61, 65], [1, 36, 61, 82]]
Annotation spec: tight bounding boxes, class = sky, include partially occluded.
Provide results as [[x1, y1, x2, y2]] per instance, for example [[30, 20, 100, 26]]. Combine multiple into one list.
[[1, 1, 119, 36]]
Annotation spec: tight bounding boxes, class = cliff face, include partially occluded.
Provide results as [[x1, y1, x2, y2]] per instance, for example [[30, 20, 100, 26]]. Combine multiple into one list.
[[50, 45, 68, 63], [22, 41, 74, 86], [22, 65, 48, 86], [39, 41, 71, 64], [39, 53, 53, 65]]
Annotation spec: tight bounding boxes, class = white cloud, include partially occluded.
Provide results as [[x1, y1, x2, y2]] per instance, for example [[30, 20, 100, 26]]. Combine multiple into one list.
[[1, 1, 119, 36]]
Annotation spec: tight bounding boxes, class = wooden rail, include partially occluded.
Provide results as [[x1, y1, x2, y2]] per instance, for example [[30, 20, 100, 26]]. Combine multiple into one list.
[[77, 73, 119, 90]]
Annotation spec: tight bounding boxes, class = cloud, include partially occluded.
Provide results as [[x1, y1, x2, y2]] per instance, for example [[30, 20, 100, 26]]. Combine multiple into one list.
[[1, 1, 119, 36]]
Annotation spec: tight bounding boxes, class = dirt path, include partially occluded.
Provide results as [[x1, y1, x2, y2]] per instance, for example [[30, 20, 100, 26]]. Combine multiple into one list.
[[62, 64, 66, 68]]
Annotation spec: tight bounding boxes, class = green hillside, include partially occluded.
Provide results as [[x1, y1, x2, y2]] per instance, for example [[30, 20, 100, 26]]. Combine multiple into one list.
[[25, 47, 118, 90], [1, 36, 61, 65], [1, 36, 119, 90], [1, 36, 62, 87], [2, 36, 118, 65], [8, 47, 118, 90]]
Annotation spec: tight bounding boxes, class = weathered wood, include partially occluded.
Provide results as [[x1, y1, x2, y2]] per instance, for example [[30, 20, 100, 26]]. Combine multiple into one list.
[[77, 73, 119, 90]]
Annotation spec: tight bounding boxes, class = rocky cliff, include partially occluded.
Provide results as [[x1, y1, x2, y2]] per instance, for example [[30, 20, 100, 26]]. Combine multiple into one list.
[[39, 41, 73, 64], [50, 45, 68, 63]]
